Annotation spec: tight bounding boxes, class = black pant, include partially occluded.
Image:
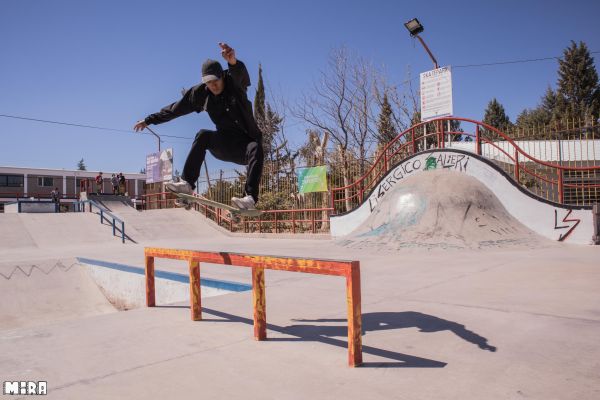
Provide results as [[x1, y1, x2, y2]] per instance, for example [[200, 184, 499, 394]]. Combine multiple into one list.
[[182, 129, 264, 202]]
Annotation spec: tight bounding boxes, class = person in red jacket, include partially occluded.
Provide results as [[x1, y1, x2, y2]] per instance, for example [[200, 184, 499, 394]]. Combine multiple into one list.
[[95, 172, 103, 195]]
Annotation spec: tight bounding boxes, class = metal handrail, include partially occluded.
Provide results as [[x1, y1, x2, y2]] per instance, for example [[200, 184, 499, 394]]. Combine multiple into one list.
[[75, 199, 126, 243]]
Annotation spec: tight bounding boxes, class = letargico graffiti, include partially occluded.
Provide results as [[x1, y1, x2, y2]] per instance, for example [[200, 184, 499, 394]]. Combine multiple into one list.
[[368, 152, 470, 212]]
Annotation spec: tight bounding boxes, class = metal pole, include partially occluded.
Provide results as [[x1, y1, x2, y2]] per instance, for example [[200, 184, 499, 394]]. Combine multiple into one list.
[[592, 204, 599, 245], [145, 126, 162, 152], [415, 35, 439, 69]]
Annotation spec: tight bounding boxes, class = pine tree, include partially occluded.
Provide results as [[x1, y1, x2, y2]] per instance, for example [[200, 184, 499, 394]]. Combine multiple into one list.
[[77, 158, 86, 171], [253, 64, 283, 160], [555, 41, 600, 121], [254, 63, 266, 127], [516, 108, 550, 129], [483, 98, 511, 131], [541, 86, 557, 115], [515, 87, 557, 134], [376, 92, 396, 148]]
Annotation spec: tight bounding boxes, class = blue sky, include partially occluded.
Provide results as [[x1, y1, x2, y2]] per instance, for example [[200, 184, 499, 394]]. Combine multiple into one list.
[[1, 0, 599, 176]]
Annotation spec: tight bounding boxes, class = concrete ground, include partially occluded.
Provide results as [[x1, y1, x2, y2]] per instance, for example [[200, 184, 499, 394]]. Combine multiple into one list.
[[1, 206, 599, 399]]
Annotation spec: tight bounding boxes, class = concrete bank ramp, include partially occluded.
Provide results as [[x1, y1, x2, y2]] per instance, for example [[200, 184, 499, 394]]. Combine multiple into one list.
[[337, 170, 548, 251], [0, 258, 116, 330], [0, 214, 37, 250], [115, 208, 224, 241], [86, 194, 225, 241], [0, 212, 128, 251], [88, 194, 135, 215]]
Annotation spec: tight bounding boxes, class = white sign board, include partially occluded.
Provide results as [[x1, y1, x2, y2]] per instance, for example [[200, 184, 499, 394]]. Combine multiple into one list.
[[420, 66, 453, 121], [146, 148, 173, 184]]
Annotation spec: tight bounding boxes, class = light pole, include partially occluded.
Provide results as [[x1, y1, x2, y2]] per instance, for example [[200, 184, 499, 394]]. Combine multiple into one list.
[[404, 18, 439, 69], [144, 126, 162, 152]]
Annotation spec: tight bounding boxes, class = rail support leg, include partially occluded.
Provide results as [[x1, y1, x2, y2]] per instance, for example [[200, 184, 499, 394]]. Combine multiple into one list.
[[252, 267, 267, 340], [145, 256, 155, 307], [189, 260, 202, 320], [346, 262, 363, 367]]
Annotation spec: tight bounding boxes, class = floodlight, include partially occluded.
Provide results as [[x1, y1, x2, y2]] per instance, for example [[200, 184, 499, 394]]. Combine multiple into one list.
[[404, 18, 424, 36]]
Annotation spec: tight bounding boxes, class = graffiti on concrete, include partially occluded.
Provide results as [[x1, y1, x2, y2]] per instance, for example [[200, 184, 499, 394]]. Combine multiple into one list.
[[425, 153, 470, 171], [425, 157, 437, 170], [368, 152, 470, 212], [554, 209, 581, 241]]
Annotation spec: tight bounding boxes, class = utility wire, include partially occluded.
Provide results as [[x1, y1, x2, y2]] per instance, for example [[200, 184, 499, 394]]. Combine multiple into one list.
[[0, 113, 193, 140], [453, 51, 600, 69], [395, 50, 600, 85]]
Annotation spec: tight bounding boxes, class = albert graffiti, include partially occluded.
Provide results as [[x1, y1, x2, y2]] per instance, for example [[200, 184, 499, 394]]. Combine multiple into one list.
[[368, 152, 470, 212]]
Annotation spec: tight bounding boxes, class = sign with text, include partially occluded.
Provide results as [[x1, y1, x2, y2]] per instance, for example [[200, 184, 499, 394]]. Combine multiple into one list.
[[297, 166, 328, 193], [420, 66, 453, 121], [146, 148, 173, 184]]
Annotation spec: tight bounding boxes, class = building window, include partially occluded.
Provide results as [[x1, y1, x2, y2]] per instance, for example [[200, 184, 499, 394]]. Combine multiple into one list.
[[0, 175, 24, 187], [38, 177, 54, 187]]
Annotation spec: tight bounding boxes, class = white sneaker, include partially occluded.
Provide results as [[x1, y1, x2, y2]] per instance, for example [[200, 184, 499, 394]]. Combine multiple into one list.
[[231, 194, 256, 210], [165, 180, 193, 195], [174, 198, 192, 209]]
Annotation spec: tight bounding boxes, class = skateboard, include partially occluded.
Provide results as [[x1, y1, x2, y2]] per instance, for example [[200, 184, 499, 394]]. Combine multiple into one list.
[[173, 193, 263, 218]]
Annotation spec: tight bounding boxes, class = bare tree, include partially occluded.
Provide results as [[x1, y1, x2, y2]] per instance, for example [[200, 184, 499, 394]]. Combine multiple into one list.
[[373, 66, 420, 137], [294, 47, 383, 211]]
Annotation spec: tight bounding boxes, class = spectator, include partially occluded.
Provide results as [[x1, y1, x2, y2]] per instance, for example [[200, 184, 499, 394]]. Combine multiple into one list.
[[95, 172, 104, 195], [51, 187, 60, 204], [119, 173, 126, 196], [111, 173, 119, 195]]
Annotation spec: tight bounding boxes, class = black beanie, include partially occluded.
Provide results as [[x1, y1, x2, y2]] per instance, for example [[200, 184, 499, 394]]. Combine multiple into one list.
[[202, 59, 223, 83]]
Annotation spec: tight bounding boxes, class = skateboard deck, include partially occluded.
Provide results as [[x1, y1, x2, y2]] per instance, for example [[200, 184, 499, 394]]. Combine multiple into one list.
[[174, 193, 263, 217]]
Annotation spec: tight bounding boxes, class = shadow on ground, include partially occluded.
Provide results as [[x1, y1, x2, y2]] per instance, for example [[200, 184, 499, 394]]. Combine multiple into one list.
[[156, 307, 497, 368]]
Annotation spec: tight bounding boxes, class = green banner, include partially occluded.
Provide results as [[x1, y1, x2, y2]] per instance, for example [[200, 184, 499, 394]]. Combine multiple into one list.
[[297, 166, 328, 193]]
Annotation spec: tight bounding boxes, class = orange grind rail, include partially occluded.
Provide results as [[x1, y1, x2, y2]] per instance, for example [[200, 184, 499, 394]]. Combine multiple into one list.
[[144, 247, 362, 367]]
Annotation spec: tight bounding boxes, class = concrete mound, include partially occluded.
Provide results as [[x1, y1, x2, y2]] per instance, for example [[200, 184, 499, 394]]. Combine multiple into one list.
[[337, 170, 548, 251]]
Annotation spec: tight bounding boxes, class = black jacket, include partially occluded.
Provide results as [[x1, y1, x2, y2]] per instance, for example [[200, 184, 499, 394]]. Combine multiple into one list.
[[144, 60, 262, 140]]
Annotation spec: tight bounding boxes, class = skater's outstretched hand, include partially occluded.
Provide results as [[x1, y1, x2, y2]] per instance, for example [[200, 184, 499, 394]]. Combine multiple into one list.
[[219, 42, 236, 65], [133, 120, 147, 132]]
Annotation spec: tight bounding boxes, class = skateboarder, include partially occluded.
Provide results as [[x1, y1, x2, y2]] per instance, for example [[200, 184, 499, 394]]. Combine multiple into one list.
[[134, 43, 263, 210]]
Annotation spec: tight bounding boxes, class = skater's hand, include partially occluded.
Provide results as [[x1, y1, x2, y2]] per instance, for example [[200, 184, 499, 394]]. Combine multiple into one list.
[[219, 42, 236, 65], [133, 120, 147, 132]]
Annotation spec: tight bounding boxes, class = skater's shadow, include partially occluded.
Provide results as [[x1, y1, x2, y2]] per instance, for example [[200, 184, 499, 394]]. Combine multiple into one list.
[[286, 311, 497, 353], [165, 307, 495, 368]]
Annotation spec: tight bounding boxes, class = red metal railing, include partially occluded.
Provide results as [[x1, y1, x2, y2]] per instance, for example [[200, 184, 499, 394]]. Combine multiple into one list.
[[331, 117, 600, 213], [141, 192, 332, 234], [144, 247, 362, 366]]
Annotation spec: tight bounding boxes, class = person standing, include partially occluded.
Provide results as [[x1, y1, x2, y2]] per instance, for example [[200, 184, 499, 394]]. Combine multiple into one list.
[[118, 173, 126, 196], [51, 187, 60, 204], [111, 174, 119, 195], [134, 43, 263, 210], [95, 172, 104, 195]]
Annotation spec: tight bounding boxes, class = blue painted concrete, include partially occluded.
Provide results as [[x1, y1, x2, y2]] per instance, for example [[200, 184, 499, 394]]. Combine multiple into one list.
[[77, 257, 252, 292]]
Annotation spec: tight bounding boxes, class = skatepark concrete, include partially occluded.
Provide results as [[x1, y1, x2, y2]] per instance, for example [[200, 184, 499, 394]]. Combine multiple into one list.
[[1, 174, 599, 399]]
